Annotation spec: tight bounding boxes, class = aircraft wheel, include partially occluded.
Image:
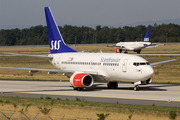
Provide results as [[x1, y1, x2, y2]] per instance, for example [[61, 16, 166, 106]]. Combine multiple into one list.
[[134, 86, 137, 91], [78, 88, 84, 91], [73, 87, 78, 90], [112, 82, 118, 89], [108, 82, 118, 89], [137, 50, 141, 54], [124, 51, 128, 53], [107, 82, 112, 89], [134, 85, 140, 91]]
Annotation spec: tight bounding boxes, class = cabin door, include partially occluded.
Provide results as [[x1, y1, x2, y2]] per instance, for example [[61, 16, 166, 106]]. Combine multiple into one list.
[[122, 59, 128, 72]]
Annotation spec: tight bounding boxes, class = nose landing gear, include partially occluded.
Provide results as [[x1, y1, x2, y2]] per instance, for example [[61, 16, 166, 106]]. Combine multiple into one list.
[[134, 85, 140, 91]]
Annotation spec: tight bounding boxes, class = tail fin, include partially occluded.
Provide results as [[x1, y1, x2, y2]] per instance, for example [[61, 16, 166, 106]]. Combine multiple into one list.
[[44, 7, 76, 54], [142, 30, 150, 42]]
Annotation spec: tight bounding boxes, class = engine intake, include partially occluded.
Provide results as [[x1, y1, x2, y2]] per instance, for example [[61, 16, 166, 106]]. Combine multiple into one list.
[[70, 73, 94, 88], [114, 48, 119, 53]]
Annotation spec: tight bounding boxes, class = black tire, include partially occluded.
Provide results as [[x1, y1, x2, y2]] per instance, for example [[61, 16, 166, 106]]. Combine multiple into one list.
[[78, 88, 84, 91], [137, 86, 140, 90], [112, 82, 118, 89], [108, 82, 118, 89], [137, 50, 141, 54], [73, 87, 78, 90], [134, 85, 140, 91], [107, 82, 112, 89]]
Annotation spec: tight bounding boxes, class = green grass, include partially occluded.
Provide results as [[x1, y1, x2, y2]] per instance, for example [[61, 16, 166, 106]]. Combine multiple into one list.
[[0, 96, 179, 112]]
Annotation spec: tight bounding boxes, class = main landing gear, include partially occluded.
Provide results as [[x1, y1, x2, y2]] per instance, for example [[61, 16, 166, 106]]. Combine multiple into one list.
[[73, 87, 84, 91], [107, 82, 118, 89], [134, 85, 140, 91]]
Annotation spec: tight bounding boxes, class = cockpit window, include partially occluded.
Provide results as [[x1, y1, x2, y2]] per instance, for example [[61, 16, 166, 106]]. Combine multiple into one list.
[[137, 63, 140, 66], [133, 62, 150, 66], [146, 62, 150, 65], [133, 62, 140, 66], [140, 63, 146, 65], [133, 63, 136, 66]]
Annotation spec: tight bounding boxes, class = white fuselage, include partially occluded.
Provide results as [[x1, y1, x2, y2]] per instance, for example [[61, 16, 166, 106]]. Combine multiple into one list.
[[49, 53, 154, 83], [116, 42, 151, 51]]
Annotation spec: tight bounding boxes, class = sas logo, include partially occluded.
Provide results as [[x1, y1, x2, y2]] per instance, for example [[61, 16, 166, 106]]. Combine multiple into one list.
[[50, 40, 61, 50], [136, 69, 141, 72], [143, 38, 149, 42], [67, 57, 74, 61]]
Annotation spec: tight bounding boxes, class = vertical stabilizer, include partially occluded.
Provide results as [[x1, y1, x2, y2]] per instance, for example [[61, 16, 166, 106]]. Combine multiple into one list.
[[45, 7, 76, 54], [143, 30, 150, 42]]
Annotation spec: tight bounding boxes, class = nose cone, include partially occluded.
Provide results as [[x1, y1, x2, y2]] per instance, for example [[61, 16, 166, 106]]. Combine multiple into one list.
[[143, 66, 154, 79]]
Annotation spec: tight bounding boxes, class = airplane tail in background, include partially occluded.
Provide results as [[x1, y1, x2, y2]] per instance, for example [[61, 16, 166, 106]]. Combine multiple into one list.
[[142, 30, 150, 42], [44, 7, 76, 54]]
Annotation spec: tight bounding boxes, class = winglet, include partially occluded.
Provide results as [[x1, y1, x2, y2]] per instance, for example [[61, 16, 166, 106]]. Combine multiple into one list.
[[143, 30, 150, 42], [44, 7, 76, 54]]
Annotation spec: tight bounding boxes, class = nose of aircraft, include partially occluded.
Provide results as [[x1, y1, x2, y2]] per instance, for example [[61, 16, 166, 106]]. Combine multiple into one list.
[[143, 66, 154, 79]]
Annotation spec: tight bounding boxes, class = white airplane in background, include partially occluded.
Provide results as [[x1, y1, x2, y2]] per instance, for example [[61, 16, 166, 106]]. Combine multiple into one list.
[[0, 7, 176, 91], [112, 30, 157, 54]]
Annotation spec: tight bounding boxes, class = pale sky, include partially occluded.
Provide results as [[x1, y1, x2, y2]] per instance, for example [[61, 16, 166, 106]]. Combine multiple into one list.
[[0, 0, 179, 29]]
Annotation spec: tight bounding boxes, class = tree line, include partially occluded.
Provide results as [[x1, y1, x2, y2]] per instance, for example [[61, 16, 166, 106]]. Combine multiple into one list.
[[0, 23, 180, 46]]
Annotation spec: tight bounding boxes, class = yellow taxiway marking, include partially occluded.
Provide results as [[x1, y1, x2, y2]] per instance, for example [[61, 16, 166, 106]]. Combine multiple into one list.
[[14, 91, 180, 102]]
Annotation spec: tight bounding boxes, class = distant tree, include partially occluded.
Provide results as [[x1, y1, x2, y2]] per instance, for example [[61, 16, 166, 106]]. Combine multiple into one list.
[[0, 23, 180, 46], [96, 25, 102, 31]]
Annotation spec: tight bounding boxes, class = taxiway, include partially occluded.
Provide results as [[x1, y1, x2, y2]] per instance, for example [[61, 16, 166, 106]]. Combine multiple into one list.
[[0, 80, 180, 107]]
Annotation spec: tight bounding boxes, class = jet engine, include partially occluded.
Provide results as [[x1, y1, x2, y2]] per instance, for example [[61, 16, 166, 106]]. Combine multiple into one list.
[[114, 48, 119, 53], [70, 73, 94, 88], [114, 48, 122, 53]]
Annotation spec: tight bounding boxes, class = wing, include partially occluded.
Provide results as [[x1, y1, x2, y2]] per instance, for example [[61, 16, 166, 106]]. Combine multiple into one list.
[[4, 53, 52, 59], [150, 59, 177, 66], [0, 67, 74, 74], [114, 46, 126, 50], [0, 66, 106, 81], [107, 45, 126, 50], [137, 54, 180, 56]]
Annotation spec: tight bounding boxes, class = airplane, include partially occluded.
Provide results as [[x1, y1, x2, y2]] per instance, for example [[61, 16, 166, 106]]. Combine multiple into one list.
[[112, 30, 157, 54], [0, 7, 177, 91]]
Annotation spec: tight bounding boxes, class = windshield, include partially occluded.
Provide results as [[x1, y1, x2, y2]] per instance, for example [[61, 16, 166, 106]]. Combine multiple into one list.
[[133, 62, 150, 66]]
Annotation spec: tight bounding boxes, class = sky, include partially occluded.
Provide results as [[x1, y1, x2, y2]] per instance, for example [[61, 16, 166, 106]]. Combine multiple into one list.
[[0, 0, 180, 29]]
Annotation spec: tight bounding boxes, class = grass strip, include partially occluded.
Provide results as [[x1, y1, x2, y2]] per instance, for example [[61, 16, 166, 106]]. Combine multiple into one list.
[[0, 96, 180, 120]]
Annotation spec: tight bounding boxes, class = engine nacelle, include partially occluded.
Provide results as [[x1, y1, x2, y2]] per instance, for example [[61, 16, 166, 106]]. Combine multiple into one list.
[[70, 73, 94, 88], [141, 77, 153, 85], [114, 48, 119, 53]]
